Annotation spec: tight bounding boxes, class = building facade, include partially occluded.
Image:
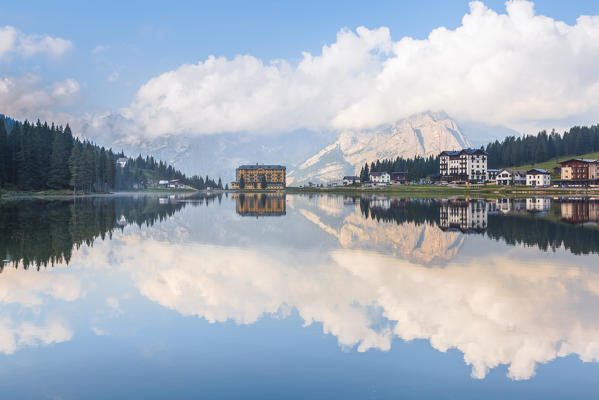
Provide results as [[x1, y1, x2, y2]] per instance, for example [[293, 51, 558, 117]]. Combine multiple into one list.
[[232, 164, 286, 190], [526, 169, 551, 187], [439, 149, 487, 182], [486, 169, 501, 183], [496, 169, 526, 186], [369, 171, 391, 184], [343, 176, 360, 185], [559, 159, 599, 183], [391, 171, 408, 184]]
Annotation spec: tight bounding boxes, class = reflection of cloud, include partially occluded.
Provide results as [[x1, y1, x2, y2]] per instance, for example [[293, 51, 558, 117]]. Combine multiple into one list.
[[0, 267, 80, 354], [0, 267, 81, 307], [0, 318, 72, 354], [111, 233, 599, 380]]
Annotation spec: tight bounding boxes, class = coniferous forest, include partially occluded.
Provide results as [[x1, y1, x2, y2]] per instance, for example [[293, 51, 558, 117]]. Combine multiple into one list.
[[485, 125, 599, 168], [362, 124, 599, 180], [0, 115, 222, 192]]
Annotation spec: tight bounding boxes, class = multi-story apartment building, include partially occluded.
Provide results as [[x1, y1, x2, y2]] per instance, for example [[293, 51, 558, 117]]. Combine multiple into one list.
[[559, 159, 599, 183], [231, 164, 286, 190], [526, 169, 551, 187], [439, 149, 487, 182]]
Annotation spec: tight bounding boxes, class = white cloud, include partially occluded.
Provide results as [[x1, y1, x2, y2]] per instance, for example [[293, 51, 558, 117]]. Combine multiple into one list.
[[0, 25, 72, 58], [123, 1, 599, 136], [107, 71, 119, 83], [92, 44, 109, 54], [0, 75, 80, 122]]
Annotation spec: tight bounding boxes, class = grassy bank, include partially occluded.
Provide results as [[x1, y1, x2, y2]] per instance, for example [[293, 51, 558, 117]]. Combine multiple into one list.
[[286, 184, 599, 198], [500, 151, 599, 179]]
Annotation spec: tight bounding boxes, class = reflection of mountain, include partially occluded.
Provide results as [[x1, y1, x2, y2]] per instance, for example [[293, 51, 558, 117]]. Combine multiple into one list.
[[296, 196, 463, 264], [235, 193, 286, 217]]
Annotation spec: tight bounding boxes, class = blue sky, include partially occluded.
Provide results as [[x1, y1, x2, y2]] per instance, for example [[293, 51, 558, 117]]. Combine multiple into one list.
[[2, 1, 599, 136]]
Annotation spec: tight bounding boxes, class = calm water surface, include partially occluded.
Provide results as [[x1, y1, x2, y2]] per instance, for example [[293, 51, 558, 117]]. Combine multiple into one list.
[[1, 193, 599, 399]]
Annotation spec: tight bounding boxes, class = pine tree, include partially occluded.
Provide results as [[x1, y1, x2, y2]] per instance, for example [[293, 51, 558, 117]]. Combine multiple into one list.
[[0, 119, 7, 185]]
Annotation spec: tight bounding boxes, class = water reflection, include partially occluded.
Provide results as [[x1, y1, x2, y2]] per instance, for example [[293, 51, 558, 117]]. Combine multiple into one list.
[[1, 193, 599, 388], [0, 195, 188, 270], [235, 193, 286, 217]]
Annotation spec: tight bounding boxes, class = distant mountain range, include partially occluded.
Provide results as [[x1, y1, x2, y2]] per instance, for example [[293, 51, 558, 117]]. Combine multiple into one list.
[[288, 112, 470, 185], [87, 111, 519, 185]]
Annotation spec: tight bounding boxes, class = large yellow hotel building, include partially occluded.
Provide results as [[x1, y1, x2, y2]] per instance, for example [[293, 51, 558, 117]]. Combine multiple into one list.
[[231, 164, 286, 190]]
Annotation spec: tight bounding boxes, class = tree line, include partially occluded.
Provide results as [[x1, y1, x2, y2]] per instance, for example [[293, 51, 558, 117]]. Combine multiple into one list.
[[359, 156, 439, 181], [485, 125, 599, 168], [0, 115, 222, 192], [360, 124, 599, 180]]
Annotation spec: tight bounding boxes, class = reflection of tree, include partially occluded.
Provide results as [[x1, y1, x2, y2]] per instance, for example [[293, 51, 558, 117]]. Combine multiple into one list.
[[0, 196, 188, 270], [359, 197, 599, 255]]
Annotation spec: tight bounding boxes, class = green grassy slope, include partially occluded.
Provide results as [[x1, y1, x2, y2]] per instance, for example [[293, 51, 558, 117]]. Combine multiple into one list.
[[501, 151, 599, 178]]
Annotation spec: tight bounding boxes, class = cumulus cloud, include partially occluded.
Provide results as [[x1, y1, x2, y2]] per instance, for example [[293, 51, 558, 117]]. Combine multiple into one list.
[[0, 75, 80, 122], [123, 1, 599, 136], [0, 268, 79, 354], [0, 25, 72, 58]]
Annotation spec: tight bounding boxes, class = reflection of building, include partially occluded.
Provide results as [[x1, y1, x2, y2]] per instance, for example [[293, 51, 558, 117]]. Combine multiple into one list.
[[368, 196, 391, 210], [439, 149, 487, 182], [439, 199, 488, 233], [231, 164, 286, 190], [526, 197, 551, 213], [560, 199, 599, 224], [235, 193, 286, 216]]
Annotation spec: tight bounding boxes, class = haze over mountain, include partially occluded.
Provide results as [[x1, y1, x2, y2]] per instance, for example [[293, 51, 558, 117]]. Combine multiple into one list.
[[289, 112, 470, 185]]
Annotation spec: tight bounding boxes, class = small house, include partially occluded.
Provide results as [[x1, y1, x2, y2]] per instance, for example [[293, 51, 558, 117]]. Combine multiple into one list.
[[343, 176, 360, 185], [391, 172, 408, 184], [526, 169, 551, 187], [369, 171, 391, 184]]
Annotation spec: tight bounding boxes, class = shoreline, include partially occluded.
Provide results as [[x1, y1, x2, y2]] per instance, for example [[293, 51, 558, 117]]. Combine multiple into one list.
[[285, 185, 599, 198]]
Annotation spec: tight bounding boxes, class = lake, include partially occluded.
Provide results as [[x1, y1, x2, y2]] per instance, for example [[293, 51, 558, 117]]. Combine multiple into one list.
[[1, 193, 599, 399]]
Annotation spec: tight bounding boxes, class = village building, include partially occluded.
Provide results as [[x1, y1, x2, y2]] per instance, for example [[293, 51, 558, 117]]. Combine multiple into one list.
[[486, 169, 501, 183], [343, 176, 360, 185], [116, 157, 128, 168], [369, 171, 391, 184], [439, 149, 487, 182], [232, 164, 286, 190], [526, 169, 551, 187], [496, 169, 527, 186], [559, 159, 599, 185], [168, 179, 186, 189], [391, 171, 408, 184]]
